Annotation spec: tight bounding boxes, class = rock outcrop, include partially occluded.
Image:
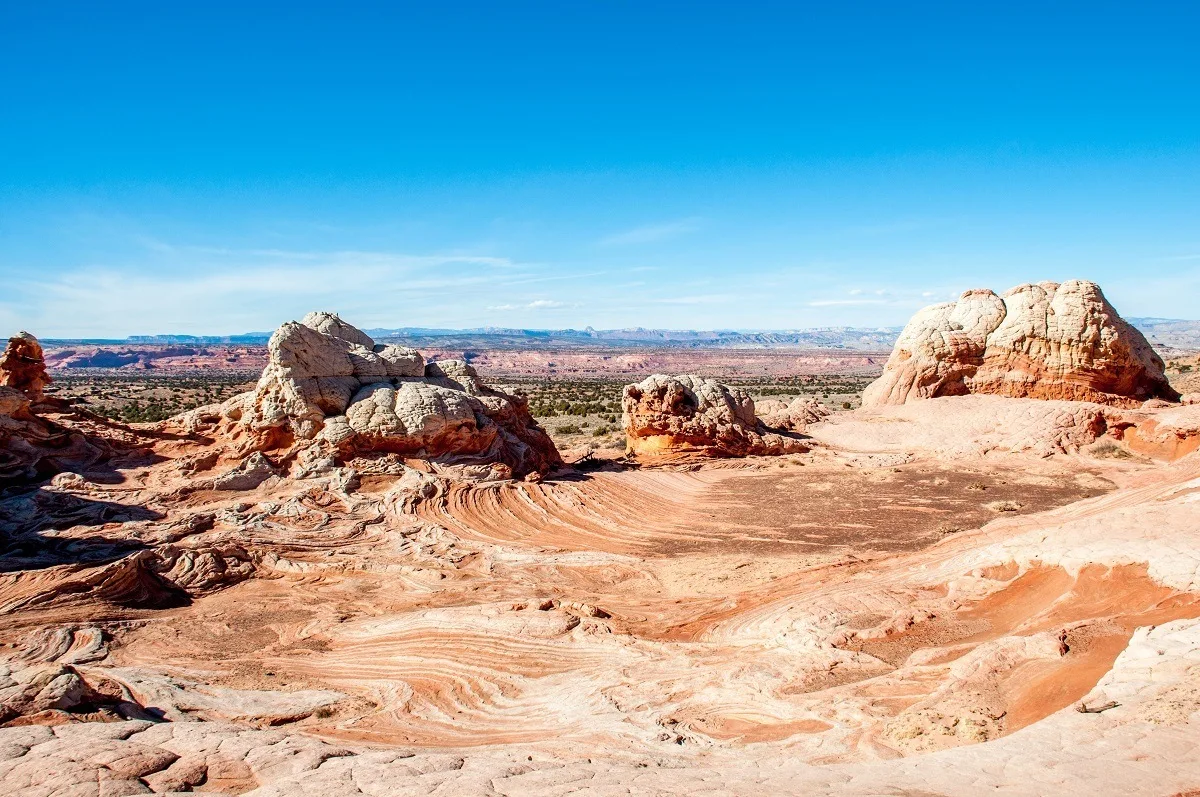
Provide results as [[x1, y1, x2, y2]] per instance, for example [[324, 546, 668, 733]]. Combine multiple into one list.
[[0, 332, 51, 401], [862, 281, 1178, 408], [756, 395, 831, 432], [622, 374, 813, 458], [0, 335, 123, 484], [199, 312, 560, 478], [0, 389, 120, 484]]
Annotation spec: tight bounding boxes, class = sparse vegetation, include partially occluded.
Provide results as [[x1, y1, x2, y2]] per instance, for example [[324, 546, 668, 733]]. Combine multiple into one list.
[[1087, 439, 1134, 459], [44, 372, 257, 423], [495, 373, 875, 449], [44, 368, 875, 441]]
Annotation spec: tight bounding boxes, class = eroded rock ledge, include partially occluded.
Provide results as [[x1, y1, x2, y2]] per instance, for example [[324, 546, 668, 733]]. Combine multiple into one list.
[[863, 280, 1178, 408], [1, 333, 125, 485], [622, 374, 822, 459]]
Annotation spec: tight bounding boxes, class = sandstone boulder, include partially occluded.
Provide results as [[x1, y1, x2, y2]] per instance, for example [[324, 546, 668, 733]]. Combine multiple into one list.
[[212, 313, 560, 477], [758, 396, 831, 432], [863, 280, 1177, 408], [0, 332, 51, 401], [210, 451, 280, 491], [622, 374, 810, 458], [299, 310, 376, 348]]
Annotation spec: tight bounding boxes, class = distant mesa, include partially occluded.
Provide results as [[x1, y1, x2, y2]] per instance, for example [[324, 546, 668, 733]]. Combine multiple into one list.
[[863, 280, 1179, 408], [185, 311, 561, 479], [622, 374, 824, 459]]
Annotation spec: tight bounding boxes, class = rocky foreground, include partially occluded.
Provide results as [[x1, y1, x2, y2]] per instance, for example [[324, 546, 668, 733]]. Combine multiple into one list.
[[2, 304, 1200, 796]]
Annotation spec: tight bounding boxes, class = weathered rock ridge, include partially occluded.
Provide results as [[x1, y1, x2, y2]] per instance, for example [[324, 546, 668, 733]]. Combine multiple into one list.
[[863, 280, 1178, 408], [622, 374, 817, 458], [189, 312, 560, 478]]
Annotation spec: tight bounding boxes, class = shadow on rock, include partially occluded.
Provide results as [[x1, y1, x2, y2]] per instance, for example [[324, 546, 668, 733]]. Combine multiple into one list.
[[0, 488, 164, 572]]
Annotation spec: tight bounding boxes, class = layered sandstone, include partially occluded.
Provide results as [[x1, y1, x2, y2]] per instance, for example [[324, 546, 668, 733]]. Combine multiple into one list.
[[0, 334, 121, 484], [193, 312, 560, 478], [863, 280, 1177, 408], [622, 374, 814, 458], [0, 332, 51, 401], [6, 308, 1200, 796], [4, 391, 1200, 795]]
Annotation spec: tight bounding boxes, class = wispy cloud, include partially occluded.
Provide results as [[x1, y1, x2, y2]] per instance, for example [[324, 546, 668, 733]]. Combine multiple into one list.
[[136, 236, 520, 268], [807, 299, 892, 307], [488, 299, 571, 311], [599, 217, 703, 246], [3, 245, 557, 336], [649, 295, 726, 305]]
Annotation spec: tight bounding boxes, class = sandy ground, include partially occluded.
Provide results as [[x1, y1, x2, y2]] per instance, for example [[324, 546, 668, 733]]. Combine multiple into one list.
[[2, 396, 1200, 795]]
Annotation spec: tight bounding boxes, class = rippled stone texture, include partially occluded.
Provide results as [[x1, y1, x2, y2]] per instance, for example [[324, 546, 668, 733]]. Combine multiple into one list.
[[622, 374, 812, 458], [863, 280, 1178, 408], [199, 312, 560, 478]]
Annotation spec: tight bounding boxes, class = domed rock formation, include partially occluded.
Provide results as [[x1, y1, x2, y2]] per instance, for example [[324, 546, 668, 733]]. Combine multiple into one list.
[[756, 395, 831, 432], [0, 332, 52, 401], [863, 280, 1177, 408], [622, 374, 812, 458], [194, 312, 560, 478]]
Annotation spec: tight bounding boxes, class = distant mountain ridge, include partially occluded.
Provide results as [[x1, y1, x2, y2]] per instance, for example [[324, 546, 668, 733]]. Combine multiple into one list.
[[48, 326, 905, 351], [1127, 318, 1200, 353], [39, 318, 1200, 353]]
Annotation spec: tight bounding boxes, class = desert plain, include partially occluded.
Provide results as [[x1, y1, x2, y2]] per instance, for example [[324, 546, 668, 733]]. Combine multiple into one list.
[[2, 284, 1200, 796]]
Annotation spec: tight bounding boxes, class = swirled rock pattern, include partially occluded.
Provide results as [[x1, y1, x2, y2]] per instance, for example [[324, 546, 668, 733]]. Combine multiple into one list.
[[0, 332, 125, 485], [863, 280, 1178, 408], [3, 398, 1200, 794], [191, 312, 560, 478], [622, 374, 812, 458], [5, 315, 1200, 796]]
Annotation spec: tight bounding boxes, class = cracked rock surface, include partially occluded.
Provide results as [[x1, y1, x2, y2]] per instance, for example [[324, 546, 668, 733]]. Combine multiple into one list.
[[863, 280, 1178, 408]]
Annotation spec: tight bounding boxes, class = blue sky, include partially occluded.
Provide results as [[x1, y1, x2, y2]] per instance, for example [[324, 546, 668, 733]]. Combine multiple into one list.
[[2, 2, 1199, 337]]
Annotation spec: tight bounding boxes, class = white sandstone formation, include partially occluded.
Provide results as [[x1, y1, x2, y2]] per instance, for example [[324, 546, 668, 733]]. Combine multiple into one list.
[[622, 374, 814, 458], [200, 312, 560, 478], [863, 280, 1177, 408]]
